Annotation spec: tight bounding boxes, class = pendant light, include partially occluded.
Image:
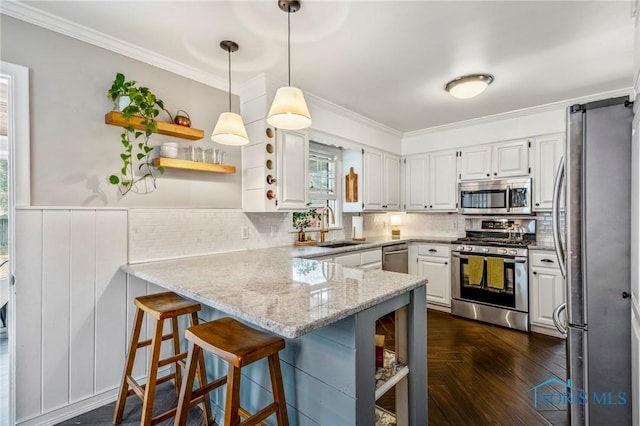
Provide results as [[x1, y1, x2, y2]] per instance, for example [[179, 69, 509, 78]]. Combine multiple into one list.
[[211, 40, 249, 146], [267, 0, 312, 130]]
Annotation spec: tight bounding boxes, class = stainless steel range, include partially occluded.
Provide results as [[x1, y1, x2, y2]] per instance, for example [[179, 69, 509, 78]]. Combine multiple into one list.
[[451, 218, 535, 331]]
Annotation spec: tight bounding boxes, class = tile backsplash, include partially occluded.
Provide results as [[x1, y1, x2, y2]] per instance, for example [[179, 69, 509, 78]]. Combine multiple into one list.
[[129, 209, 555, 263], [129, 209, 468, 263]]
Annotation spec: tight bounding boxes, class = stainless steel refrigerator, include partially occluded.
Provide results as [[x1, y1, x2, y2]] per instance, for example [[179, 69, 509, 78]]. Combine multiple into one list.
[[552, 96, 634, 425]]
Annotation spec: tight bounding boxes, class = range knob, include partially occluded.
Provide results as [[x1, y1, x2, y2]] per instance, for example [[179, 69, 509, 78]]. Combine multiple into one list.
[[498, 249, 508, 255], [509, 249, 518, 255], [481, 248, 490, 253], [464, 246, 474, 252], [457, 245, 465, 251]]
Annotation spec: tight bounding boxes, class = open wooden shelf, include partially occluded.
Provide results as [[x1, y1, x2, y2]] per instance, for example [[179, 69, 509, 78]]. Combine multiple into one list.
[[375, 349, 409, 401], [153, 157, 236, 174], [105, 111, 204, 140]]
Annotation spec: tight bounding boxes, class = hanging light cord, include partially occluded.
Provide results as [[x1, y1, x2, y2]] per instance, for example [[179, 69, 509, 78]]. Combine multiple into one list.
[[287, 5, 291, 86], [227, 45, 232, 112]]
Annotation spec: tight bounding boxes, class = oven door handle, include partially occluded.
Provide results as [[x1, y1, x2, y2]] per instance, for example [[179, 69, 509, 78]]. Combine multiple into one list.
[[451, 252, 527, 264]]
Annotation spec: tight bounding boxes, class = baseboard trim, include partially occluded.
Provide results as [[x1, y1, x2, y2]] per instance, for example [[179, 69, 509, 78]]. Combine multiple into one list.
[[530, 324, 566, 339], [16, 366, 172, 426], [16, 388, 119, 426], [426, 303, 451, 313]]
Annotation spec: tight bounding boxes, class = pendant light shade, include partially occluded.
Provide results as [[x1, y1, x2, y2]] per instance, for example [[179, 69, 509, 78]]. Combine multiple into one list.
[[267, 86, 312, 130], [267, 0, 312, 130], [211, 40, 249, 145], [212, 112, 249, 146]]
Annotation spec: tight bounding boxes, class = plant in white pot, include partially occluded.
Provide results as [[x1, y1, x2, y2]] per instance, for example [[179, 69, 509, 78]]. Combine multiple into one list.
[[107, 73, 165, 195]]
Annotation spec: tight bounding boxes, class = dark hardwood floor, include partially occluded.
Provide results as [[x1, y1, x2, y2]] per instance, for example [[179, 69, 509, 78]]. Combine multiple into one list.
[[377, 309, 567, 425], [59, 309, 566, 426]]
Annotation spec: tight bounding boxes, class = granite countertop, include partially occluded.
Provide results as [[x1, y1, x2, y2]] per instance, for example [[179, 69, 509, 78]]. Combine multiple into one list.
[[122, 243, 430, 339]]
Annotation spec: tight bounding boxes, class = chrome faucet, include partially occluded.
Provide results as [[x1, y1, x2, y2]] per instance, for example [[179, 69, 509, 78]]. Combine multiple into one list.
[[319, 206, 335, 243]]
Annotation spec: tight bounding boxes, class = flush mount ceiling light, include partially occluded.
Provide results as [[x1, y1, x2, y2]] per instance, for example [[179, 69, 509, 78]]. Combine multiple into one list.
[[445, 74, 495, 99], [211, 40, 249, 146], [267, 0, 312, 130]]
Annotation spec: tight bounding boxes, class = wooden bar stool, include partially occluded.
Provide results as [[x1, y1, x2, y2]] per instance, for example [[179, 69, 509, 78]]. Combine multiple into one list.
[[175, 317, 289, 426], [113, 291, 213, 426]]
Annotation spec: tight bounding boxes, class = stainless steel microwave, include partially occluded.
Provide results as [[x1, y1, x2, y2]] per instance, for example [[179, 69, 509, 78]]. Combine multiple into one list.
[[459, 178, 532, 214]]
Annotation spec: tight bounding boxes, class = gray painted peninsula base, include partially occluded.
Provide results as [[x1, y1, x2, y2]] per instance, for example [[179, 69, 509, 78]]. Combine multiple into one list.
[[198, 286, 427, 426]]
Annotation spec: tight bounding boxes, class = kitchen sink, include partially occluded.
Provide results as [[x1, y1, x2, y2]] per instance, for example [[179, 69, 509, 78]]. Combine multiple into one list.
[[318, 241, 362, 248]]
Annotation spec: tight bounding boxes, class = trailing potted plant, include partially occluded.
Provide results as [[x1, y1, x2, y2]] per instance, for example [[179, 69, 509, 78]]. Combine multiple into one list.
[[107, 73, 165, 195]]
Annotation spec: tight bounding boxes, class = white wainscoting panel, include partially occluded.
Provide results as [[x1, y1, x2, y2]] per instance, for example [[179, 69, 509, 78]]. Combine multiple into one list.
[[69, 210, 97, 403], [15, 209, 43, 421], [14, 208, 129, 425], [41, 210, 71, 412]]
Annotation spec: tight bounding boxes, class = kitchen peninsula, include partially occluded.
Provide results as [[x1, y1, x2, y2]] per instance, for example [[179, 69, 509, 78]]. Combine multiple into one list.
[[122, 245, 428, 425]]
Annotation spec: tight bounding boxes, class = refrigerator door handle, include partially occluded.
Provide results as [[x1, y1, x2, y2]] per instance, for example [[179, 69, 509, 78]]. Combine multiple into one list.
[[552, 303, 567, 337], [552, 156, 566, 278]]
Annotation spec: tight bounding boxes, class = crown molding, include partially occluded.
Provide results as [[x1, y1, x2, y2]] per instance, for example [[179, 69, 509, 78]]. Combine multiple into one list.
[[239, 73, 403, 137], [404, 87, 633, 138], [0, 1, 232, 93], [304, 91, 403, 137]]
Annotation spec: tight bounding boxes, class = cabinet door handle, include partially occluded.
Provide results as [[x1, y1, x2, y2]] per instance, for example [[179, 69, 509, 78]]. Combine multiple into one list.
[[535, 202, 540, 206], [494, 172, 497, 176], [532, 271, 538, 275], [444, 262, 448, 265], [486, 173, 490, 177], [622, 291, 631, 299]]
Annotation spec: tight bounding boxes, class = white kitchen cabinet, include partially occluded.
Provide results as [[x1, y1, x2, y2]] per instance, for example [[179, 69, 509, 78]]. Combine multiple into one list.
[[492, 139, 530, 178], [276, 129, 308, 210], [362, 148, 401, 211], [429, 150, 458, 210], [333, 248, 382, 270], [384, 153, 402, 210], [529, 250, 565, 334], [458, 145, 492, 180], [412, 244, 451, 307], [458, 139, 529, 181], [404, 155, 428, 210], [403, 150, 457, 212], [363, 149, 384, 210], [531, 133, 564, 211]]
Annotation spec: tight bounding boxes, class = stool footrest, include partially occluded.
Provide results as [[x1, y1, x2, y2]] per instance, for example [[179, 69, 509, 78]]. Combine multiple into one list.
[[158, 352, 187, 368], [148, 406, 177, 426], [192, 376, 227, 402], [126, 372, 177, 399], [239, 403, 278, 426], [137, 332, 174, 349]]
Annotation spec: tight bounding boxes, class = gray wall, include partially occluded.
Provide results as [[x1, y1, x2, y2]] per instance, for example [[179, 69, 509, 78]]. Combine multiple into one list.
[[1, 16, 242, 208]]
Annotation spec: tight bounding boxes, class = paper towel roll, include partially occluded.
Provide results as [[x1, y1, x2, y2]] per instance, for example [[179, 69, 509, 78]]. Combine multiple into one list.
[[352, 216, 364, 240]]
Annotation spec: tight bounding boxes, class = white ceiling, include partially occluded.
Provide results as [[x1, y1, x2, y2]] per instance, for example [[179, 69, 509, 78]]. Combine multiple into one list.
[[10, 0, 636, 133]]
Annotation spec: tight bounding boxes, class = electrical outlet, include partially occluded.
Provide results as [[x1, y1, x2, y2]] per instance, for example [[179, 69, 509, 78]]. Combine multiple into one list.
[[240, 226, 249, 240]]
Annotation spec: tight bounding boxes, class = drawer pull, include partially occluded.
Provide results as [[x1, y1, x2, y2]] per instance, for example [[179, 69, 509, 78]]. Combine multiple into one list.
[[428, 249, 437, 253], [541, 259, 554, 264]]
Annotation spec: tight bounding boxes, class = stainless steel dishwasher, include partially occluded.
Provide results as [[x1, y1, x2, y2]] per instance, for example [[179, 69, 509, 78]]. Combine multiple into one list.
[[382, 243, 409, 273]]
